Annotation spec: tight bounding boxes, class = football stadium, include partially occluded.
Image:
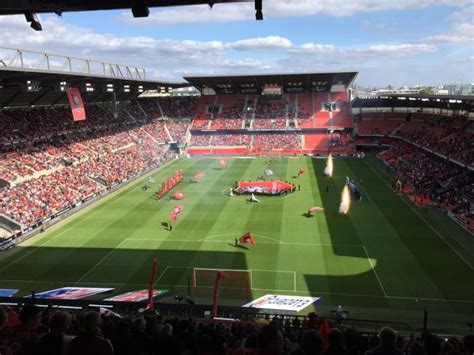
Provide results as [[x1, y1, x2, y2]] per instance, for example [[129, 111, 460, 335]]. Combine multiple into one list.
[[0, 1, 473, 354]]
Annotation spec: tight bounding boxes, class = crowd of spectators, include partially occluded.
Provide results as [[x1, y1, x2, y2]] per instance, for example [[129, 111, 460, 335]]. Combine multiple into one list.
[[210, 98, 245, 130], [167, 120, 191, 142], [189, 134, 250, 147], [360, 114, 473, 167], [0, 116, 175, 227], [1, 305, 473, 355], [378, 145, 473, 232], [159, 97, 198, 119], [328, 132, 352, 149], [253, 100, 287, 129], [253, 134, 301, 151]]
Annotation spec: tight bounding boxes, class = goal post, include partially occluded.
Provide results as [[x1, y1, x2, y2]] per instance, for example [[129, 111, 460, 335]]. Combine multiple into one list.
[[192, 268, 252, 300]]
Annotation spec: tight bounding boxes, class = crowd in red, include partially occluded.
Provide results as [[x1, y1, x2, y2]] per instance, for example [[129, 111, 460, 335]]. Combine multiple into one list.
[[378, 145, 473, 232], [158, 96, 198, 119], [358, 113, 473, 167], [253, 134, 301, 151], [0, 103, 181, 227], [156, 169, 184, 200], [253, 100, 287, 129], [189, 134, 251, 147], [166, 120, 190, 142]]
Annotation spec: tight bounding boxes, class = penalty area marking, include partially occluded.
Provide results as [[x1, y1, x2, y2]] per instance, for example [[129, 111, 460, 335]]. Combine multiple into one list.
[[75, 240, 128, 283], [127, 236, 363, 248], [157, 266, 297, 292], [364, 159, 474, 270], [362, 246, 388, 297]]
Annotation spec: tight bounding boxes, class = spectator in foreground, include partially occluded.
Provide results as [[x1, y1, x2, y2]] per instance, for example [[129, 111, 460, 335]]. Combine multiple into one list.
[[294, 329, 323, 355], [257, 325, 283, 355], [37, 311, 74, 355], [365, 327, 403, 355], [0, 307, 12, 355], [68, 311, 114, 355], [2, 305, 42, 355], [325, 328, 348, 355]]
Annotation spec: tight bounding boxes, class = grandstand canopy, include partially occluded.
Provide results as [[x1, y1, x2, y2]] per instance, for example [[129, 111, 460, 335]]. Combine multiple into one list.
[[0, 67, 187, 108], [0, 0, 253, 15], [184, 72, 358, 95], [353, 94, 474, 111]]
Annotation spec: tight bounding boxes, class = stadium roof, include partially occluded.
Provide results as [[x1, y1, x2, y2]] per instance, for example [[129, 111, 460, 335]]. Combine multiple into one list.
[[184, 72, 358, 94], [353, 94, 474, 111], [0, 67, 187, 108], [0, 0, 259, 30]]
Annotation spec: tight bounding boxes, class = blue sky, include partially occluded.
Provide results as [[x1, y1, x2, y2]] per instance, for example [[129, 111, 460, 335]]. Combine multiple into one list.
[[0, 0, 472, 86]]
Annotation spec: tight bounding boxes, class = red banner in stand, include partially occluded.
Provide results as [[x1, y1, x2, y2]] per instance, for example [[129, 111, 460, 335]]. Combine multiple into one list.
[[67, 87, 86, 121], [211, 271, 226, 317], [147, 257, 158, 311]]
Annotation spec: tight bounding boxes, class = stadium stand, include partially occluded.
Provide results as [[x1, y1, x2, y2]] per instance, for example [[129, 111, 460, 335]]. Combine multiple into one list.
[[210, 95, 245, 129], [357, 112, 473, 166], [253, 133, 301, 151], [378, 144, 473, 232], [0, 305, 472, 355], [0, 102, 178, 229], [158, 96, 199, 119], [357, 119, 402, 135], [253, 99, 287, 129]]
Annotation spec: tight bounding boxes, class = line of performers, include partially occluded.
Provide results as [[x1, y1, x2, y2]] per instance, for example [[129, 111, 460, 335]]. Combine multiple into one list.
[[156, 169, 184, 200]]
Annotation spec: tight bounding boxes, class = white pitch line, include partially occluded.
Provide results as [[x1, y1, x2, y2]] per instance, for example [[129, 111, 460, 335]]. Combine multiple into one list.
[[75, 240, 127, 283], [363, 246, 388, 297], [126, 238, 362, 248], [154, 266, 170, 285], [294, 271, 297, 292], [0, 250, 36, 274], [365, 159, 474, 270]]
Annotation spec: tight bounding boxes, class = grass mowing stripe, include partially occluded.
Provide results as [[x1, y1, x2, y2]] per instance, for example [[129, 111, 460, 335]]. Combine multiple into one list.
[[75, 240, 128, 283], [364, 157, 474, 270]]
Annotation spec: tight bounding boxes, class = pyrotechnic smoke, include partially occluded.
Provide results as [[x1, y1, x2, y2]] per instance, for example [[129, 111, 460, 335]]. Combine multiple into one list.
[[339, 184, 351, 215], [324, 154, 333, 177]]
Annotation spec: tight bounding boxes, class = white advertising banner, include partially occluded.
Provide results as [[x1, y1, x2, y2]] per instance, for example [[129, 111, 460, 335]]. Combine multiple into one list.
[[242, 294, 320, 312]]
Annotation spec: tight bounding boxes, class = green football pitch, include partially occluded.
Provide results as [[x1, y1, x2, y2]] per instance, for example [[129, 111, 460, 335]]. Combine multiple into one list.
[[1, 156, 473, 332]]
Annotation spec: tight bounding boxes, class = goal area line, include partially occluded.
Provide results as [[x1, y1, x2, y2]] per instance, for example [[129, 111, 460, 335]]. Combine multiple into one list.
[[157, 266, 298, 292]]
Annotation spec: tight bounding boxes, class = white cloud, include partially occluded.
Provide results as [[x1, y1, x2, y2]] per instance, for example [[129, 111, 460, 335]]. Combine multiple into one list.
[[229, 36, 292, 51], [423, 4, 474, 44], [288, 43, 337, 54], [358, 44, 438, 54], [0, 13, 469, 86]]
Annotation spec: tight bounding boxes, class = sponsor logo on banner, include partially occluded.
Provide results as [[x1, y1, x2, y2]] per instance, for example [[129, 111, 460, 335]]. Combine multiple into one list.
[[0, 289, 18, 297], [25, 287, 113, 300], [237, 181, 292, 195], [242, 294, 321, 312], [105, 289, 169, 302]]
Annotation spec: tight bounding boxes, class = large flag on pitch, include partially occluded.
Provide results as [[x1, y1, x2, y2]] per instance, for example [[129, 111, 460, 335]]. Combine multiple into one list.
[[169, 205, 184, 221], [194, 172, 205, 181], [67, 87, 86, 121], [239, 232, 256, 246]]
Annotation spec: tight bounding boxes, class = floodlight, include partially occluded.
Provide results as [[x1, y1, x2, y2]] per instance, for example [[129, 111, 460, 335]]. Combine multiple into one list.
[[132, 0, 149, 17], [255, 0, 263, 20], [25, 11, 42, 31]]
